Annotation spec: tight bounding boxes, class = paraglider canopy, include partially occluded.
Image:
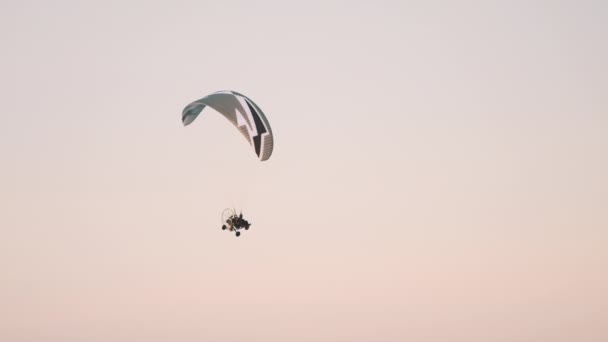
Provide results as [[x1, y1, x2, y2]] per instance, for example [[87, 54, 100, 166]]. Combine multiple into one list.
[[182, 90, 274, 161]]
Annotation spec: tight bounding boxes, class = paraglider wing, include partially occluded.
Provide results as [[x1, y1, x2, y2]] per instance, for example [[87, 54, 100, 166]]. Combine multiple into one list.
[[182, 90, 274, 161]]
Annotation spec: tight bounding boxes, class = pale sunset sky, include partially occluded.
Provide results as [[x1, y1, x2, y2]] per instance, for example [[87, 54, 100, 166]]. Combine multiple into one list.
[[1, 1, 607, 341]]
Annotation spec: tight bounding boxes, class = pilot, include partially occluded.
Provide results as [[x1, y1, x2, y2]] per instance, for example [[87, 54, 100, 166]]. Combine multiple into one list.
[[223, 213, 251, 231], [223, 217, 234, 231]]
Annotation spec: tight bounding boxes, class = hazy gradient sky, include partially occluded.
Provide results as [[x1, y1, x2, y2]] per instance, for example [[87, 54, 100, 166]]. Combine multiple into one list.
[[1, 1, 607, 341]]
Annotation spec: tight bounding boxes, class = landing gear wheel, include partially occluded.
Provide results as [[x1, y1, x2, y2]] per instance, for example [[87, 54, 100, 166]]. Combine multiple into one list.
[[235, 231, 241, 237], [222, 225, 227, 230]]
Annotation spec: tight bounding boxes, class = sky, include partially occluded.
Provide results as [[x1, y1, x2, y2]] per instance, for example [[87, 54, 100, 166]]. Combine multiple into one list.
[[1, 1, 607, 341]]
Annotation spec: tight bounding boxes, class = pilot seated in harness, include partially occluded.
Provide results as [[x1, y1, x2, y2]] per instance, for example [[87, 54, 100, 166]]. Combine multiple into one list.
[[222, 213, 251, 234]]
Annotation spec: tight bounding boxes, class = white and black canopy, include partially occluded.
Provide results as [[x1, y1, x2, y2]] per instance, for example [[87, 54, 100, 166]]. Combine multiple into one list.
[[182, 90, 274, 161]]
